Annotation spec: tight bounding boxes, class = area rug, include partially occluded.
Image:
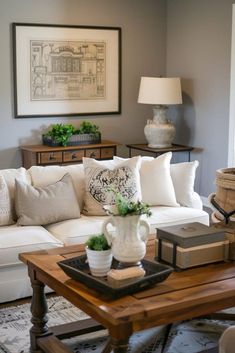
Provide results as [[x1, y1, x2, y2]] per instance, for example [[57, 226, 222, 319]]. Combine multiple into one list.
[[0, 296, 234, 353]]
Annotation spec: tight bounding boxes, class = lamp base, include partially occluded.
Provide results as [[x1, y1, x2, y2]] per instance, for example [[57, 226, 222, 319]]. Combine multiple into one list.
[[144, 105, 175, 148]]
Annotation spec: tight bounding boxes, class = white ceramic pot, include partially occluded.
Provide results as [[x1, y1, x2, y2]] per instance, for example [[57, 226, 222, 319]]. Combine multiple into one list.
[[85, 247, 113, 277], [102, 215, 150, 265]]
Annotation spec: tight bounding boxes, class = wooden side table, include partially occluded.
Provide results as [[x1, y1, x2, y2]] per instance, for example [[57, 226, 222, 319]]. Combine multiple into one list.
[[126, 143, 194, 162], [21, 140, 118, 169]]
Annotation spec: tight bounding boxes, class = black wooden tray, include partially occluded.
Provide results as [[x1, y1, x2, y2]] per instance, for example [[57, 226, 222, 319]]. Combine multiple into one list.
[[57, 255, 173, 299]]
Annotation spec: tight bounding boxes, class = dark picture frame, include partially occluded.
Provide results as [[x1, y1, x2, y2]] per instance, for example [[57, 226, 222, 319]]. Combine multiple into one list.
[[12, 23, 121, 118]]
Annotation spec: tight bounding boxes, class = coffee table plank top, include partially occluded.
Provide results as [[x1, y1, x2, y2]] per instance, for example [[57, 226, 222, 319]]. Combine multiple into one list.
[[20, 245, 235, 329]]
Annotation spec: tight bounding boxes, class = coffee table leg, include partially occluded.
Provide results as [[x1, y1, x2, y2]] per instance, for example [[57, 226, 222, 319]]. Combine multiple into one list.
[[29, 268, 49, 353], [104, 325, 132, 353], [110, 337, 129, 353]]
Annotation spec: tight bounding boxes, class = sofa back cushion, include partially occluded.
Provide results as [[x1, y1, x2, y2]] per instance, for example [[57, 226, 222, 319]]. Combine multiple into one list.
[[83, 156, 142, 216], [15, 173, 80, 226], [29, 164, 85, 210]]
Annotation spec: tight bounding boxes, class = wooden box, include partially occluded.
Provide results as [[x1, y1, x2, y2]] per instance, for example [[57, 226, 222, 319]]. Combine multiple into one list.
[[156, 222, 228, 269], [155, 239, 229, 269]]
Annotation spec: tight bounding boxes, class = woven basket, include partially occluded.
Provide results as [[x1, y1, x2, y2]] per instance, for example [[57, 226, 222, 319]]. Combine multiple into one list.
[[214, 168, 235, 213], [214, 220, 235, 260]]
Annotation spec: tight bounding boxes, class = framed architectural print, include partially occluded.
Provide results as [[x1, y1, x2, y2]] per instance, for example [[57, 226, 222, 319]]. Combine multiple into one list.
[[12, 23, 121, 118]]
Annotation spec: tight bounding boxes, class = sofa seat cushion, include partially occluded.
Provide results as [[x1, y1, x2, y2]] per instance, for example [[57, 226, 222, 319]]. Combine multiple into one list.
[[146, 206, 209, 233], [45, 215, 108, 245], [0, 225, 63, 267], [46, 206, 209, 245]]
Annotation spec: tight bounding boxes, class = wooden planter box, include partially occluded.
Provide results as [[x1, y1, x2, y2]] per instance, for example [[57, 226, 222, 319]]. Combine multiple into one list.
[[42, 133, 101, 147]]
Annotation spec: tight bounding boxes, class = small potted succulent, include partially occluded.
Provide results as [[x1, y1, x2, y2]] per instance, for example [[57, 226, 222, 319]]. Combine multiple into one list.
[[85, 234, 112, 277]]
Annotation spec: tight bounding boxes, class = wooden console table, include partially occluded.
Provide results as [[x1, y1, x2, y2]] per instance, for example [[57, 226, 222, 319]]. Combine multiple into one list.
[[126, 143, 194, 162], [20, 140, 118, 168], [19, 241, 235, 353]]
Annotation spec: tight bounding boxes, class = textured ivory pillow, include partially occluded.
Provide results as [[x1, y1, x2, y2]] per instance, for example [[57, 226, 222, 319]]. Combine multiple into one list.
[[82, 156, 142, 216], [170, 160, 202, 208], [0, 167, 30, 221], [0, 175, 14, 226], [15, 173, 80, 226], [140, 152, 179, 206]]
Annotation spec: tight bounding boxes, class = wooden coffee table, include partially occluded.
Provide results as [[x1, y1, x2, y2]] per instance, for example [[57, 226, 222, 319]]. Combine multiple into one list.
[[19, 242, 235, 353]]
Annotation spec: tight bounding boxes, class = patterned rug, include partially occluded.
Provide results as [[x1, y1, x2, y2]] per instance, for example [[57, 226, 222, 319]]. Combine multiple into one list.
[[0, 296, 234, 353]]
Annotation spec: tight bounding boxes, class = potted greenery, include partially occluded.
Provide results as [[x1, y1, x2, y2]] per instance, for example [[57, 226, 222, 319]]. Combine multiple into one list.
[[43, 124, 75, 147], [85, 234, 112, 277], [102, 191, 152, 266], [43, 121, 101, 147]]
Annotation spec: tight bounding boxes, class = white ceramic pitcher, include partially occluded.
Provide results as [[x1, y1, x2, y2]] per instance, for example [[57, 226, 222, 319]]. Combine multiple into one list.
[[102, 215, 150, 265]]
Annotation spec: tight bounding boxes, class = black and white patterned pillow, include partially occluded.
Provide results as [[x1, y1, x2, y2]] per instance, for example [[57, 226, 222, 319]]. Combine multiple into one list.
[[82, 157, 142, 215]]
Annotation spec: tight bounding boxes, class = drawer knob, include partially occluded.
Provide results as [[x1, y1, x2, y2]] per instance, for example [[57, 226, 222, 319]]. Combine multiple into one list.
[[49, 154, 56, 160]]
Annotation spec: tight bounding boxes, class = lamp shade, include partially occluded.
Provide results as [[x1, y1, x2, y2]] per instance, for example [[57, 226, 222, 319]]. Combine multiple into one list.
[[138, 77, 182, 105]]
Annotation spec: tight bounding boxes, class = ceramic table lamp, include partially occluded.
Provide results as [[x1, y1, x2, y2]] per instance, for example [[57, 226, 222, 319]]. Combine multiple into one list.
[[138, 77, 182, 148]]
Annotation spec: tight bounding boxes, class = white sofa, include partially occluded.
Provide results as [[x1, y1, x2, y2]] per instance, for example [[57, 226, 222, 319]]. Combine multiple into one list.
[[0, 154, 209, 303]]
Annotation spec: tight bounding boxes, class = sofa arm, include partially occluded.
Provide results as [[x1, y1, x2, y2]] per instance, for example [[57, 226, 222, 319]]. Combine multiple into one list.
[[190, 192, 203, 209]]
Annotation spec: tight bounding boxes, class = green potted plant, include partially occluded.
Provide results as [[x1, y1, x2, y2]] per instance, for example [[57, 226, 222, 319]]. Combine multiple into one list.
[[43, 124, 75, 147], [85, 234, 112, 277], [42, 121, 101, 147], [102, 191, 152, 266], [70, 121, 101, 145], [76, 121, 100, 136]]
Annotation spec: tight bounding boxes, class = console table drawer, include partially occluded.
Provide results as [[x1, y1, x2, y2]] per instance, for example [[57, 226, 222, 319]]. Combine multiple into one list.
[[63, 150, 84, 162], [85, 148, 100, 159], [20, 140, 118, 168], [101, 147, 115, 159], [39, 152, 62, 164]]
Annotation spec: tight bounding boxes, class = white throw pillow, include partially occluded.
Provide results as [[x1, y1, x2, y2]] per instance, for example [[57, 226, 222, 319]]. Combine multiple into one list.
[[170, 161, 201, 208], [114, 156, 154, 163], [0, 175, 14, 226], [140, 152, 179, 206], [83, 156, 142, 216], [114, 153, 178, 206], [0, 167, 30, 221], [15, 173, 80, 226]]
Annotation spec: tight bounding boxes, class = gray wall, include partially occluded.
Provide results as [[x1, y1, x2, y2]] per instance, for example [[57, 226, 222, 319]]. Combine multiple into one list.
[[0, 0, 166, 168], [1, 0, 234, 199], [166, 0, 234, 197]]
